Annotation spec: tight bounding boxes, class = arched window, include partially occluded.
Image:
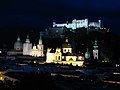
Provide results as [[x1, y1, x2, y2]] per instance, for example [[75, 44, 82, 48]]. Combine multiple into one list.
[[58, 56, 60, 60]]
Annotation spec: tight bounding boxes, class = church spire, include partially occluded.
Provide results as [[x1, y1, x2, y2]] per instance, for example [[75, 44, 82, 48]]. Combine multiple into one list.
[[26, 35, 30, 43], [17, 36, 20, 41], [39, 32, 42, 44], [93, 38, 98, 49], [93, 38, 99, 60]]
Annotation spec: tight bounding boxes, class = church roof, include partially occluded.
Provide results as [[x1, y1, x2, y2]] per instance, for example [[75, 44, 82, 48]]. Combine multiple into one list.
[[25, 35, 30, 43], [62, 43, 71, 48], [14, 42, 22, 46], [14, 36, 22, 46], [62, 52, 83, 56]]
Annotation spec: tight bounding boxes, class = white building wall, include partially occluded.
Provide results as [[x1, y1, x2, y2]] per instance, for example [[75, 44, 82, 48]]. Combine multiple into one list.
[[66, 56, 77, 61], [46, 53, 55, 63], [37, 44, 44, 56], [63, 48, 72, 53], [23, 43, 32, 55], [93, 50, 98, 60], [53, 19, 89, 29], [53, 19, 101, 29]]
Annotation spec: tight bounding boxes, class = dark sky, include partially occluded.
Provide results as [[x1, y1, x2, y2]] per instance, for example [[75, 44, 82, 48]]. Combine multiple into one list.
[[0, 0, 120, 33]]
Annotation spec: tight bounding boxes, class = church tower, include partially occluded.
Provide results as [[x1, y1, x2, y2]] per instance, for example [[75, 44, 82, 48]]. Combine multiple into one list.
[[93, 39, 98, 60], [55, 48, 62, 62], [85, 48, 90, 60], [62, 37, 72, 53], [37, 32, 44, 56], [23, 35, 32, 55]]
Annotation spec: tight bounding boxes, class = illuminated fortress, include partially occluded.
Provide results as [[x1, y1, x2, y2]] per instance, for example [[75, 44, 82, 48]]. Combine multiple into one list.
[[53, 19, 101, 29]]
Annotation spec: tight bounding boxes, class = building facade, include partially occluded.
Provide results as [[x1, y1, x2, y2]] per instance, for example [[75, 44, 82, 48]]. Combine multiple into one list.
[[93, 39, 99, 60], [14, 36, 23, 51], [46, 38, 84, 66], [23, 35, 32, 55], [30, 34, 44, 57], [7, 36, 23, 55]]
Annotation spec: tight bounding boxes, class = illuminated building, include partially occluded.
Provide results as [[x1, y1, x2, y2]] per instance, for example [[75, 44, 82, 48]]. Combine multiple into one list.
[[53, 19, 101, 29], [62, 38, 72, 53], [46, 38, 84, 66], [85, 48, 90, 60], [89, 20, 101, 27], [30, 33, 44, 57], [23, 35, 32, 55], [0, 71, 4, 81], [7, 36, 23, 55], [93, 39, 99, 60], [0, 76, 4, 81], [7, 33, 45, 57], [14, 36, 23, 51]]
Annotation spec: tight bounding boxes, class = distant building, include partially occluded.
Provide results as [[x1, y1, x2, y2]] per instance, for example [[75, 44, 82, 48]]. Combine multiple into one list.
[[23, 35, 32, 55], [62, 38, 72, 53], [7, 36, 23, 55], [14, 36, 23, 51], [53, 19, 101, 29], [47, 19, 104, 38], [89, 20, 101, 28], [46, 38, 84, 66], [85, 48, 90, 60], [7, 33, 45, 57], [93, 39, 99, 60], [30, 33, 44, 57]]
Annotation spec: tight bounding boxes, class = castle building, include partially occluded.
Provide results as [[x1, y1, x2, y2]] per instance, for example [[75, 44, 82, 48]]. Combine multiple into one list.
[[30, 33, 44, 57], [23, 35, 32, 55], [46, 38, 84, 66], [93, 39, 99, 60], [53, 19, 101, 29]]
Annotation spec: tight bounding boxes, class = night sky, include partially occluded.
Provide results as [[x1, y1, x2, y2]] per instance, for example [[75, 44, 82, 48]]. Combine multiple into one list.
[[0, 0, 120, 33]]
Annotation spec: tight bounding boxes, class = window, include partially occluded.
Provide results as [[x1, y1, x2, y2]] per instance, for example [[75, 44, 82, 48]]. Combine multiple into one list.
[[64, 49, 66, 52], [68, 49, 69, 52], [58, 56, 60, 60]]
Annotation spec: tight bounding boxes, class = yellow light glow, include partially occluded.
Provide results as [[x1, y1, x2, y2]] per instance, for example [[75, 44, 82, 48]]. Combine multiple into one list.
[[34, 61, 36, 63], [46, 46, 85, 67], [0, 76, 4, 81]]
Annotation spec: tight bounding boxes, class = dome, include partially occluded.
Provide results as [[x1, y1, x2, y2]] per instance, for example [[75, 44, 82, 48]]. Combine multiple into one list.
[[14, 41, 22, 46], [14, 36, 22, 46], [14, 36, 23, 51]]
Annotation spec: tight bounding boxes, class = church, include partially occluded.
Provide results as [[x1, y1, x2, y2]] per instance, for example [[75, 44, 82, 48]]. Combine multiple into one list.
[[7, 36, 23, 55], [7, 33, 44, 57], [23, 34, 44, 57], [7, 31, 99, 67], [46, 38, 85, 66]]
